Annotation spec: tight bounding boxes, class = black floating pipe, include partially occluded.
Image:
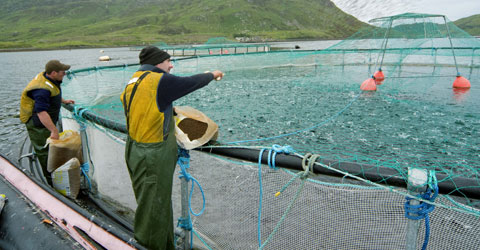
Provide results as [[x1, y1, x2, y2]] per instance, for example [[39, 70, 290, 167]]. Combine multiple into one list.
[[198, 147, 480, 199], [62, 103, 480, 200], [62, 103, 127, 134]]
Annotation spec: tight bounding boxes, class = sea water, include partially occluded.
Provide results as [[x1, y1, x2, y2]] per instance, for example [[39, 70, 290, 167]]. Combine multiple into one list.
[[0, 42, 328, 157], [2, 42, 479, 172]]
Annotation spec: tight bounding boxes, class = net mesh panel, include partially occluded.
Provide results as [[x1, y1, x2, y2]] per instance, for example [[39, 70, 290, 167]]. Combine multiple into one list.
[[171, 160, 480, 250], [62, 13, 480, 249]]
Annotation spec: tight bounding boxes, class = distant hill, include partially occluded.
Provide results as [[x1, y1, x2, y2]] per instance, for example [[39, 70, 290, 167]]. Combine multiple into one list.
[[454, 14, 480, 37], [0, 0, 365, 49]]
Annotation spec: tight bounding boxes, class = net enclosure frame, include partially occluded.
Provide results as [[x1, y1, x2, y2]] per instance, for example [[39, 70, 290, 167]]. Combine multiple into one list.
[[131, 37, 271, 56], [60, 13, 480, 250]]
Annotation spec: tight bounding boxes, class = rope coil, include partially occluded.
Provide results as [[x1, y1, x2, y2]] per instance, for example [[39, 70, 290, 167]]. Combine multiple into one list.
[[260, 144, 295, 170], [72, 105, 89, 130], [177, 148, 206, 216], [274, 153, 318, 197], [176, 148, 206, 249]]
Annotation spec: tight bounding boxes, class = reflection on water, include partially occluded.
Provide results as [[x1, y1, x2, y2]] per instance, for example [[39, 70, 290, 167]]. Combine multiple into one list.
[[452, 88, 470, 103]]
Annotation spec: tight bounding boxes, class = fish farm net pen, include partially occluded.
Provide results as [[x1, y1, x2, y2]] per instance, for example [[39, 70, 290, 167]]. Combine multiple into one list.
[[59, 13, 480, 249]]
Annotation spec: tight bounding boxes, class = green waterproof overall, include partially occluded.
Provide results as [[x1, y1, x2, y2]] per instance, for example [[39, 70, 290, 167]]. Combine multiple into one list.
[[122, 70, 179, 249], [122, 67, 214, 249], [25, 118, 53, 185], [125, 110, 178, 250]]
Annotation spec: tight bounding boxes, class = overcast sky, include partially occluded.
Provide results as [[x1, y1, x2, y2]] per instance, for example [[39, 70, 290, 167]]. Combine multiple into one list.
[[331, 0, 480, 22]]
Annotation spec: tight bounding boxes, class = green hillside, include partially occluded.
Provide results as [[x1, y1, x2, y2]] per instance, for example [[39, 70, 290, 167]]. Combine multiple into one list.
[[0, 0, 365, 49], [455, 14, 480, 36]]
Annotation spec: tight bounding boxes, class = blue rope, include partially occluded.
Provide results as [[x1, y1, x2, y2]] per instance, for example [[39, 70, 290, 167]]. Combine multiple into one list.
[[177, 217, 192, 231], [257, 145, 295, 247], [73, 105, 81, 117], [404, 181, 439, 250], [73, 105, 89, 121], [264, 144, 295, 169], [72, 106, 88, 133], [80, 163, 92, 190], [79, 109, 88, 118], [177, 148, 206, 249], [73, 105, 93, 190]]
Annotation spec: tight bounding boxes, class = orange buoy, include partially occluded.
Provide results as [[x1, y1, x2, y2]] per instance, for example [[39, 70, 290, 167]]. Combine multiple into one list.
[[374, 69, 385, 85], [453, 75, 471, 89], [360, 78, 377, 91]]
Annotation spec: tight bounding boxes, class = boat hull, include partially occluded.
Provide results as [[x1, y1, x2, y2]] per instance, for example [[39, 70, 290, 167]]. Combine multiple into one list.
[[0, 152, 143, 249]]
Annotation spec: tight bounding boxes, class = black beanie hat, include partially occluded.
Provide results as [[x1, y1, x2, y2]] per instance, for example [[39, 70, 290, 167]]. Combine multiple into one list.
[[139, 46, 171, 65]]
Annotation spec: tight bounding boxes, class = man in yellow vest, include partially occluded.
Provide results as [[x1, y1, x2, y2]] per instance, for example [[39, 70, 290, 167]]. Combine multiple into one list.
[[121, 46, 223, 249], [20, 60, 74, 185]]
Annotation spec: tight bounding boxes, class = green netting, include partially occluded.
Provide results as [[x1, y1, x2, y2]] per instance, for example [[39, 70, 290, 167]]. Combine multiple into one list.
[[152, 41, 168, 47], [204, 37, 238, 45], [62, 12, 480, 249]]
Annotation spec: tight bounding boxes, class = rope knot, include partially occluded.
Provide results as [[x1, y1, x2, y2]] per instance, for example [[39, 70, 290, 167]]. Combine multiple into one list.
[[177, 217, 193, 231], [271, 144, 295, 154], [259, 145, 295, 170], [404, 171, 439, 250], [300, 153, 319, 179], [177, 148, 192, 181], [73, 105, 88, 130], [404, 185, 438, 220]]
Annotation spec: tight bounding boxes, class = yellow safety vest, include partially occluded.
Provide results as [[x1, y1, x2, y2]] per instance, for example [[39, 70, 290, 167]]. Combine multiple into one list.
[[19, 72, 61, 123], [121, 70, 167, 143]]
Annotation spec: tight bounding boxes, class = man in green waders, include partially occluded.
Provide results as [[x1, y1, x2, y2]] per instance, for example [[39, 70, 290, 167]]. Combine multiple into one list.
[[121, 46, 223, 250], [20, 60, 75, 186]]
